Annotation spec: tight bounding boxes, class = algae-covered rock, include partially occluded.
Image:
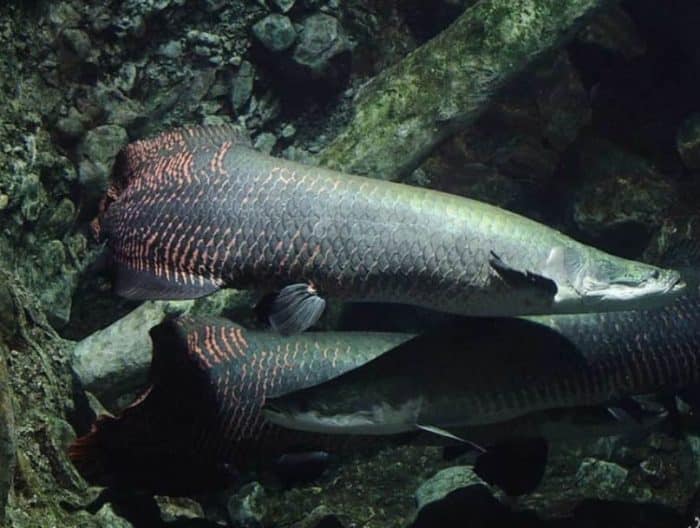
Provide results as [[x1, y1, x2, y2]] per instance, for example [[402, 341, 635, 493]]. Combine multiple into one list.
[[231, 60, 255, 111], [0, 347, 15, 526], [77, 125, 128, 195], [228, 481, 267, 528], [575, 458, 629, 500], [292, 14, 352, 80], [318, 0, 610, 181], [253, 14, 297, 52]]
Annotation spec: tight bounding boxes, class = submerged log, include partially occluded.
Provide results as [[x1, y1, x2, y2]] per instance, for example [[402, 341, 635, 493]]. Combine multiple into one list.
[[318, 0, 612, 181]]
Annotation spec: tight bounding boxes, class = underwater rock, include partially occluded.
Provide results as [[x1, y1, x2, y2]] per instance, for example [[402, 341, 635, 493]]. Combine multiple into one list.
[[292, 14, 352, 80], [533, 52, 591, 152], [318, 0, 608, 181], [575, 458, 629, 501], [0, 347, 15, 525], [228, 481, 267, 528], [411, 466, 511, 527], [94, 504, 134, 527], [254, 132, 278, 154], [55, 107, 88, 142], [77, 125, 128, 195], [677, 113, 700, 170], [290, 506, 344, 528], [253, 14, 297, 53], [572, 138, 676, 257], [273, 0, 296, 13], [231, 60, 255, 111], [578, 5, 645, 59], [71, 300, 192, 409], [59, 28, 92, 62], [155, 496, 205, 523]]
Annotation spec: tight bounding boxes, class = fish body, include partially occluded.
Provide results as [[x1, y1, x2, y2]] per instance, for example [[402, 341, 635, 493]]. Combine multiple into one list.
[[69, 316, 664, 495], [264, 291, 700, 435], [69, 316, 412, 492], [96, 125, 683, 333]]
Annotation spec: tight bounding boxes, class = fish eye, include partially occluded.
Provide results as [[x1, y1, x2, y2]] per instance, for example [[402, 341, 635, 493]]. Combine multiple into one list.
[[650, 270, 660, 280]]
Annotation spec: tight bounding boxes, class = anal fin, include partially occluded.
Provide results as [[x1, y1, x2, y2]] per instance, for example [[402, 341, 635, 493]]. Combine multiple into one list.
[[113, 262, 221, 300], [489, 252, 558, 298]]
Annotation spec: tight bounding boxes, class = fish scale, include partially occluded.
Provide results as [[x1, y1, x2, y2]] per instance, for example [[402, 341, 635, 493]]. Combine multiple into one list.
[[95, 125, 683, 325], [264, 292, 700, 433]]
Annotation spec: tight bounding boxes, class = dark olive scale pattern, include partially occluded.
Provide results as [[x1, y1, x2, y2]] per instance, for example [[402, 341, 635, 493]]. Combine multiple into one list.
[[98, 125, 606, 315], [425, 294, 700, 425]]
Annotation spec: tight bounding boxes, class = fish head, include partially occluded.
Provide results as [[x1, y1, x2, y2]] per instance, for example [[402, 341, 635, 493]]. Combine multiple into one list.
[[545, 246, 685, 311], [263, 393, 422, 435]]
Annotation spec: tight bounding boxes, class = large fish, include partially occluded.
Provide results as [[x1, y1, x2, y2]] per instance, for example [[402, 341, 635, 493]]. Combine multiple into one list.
[[263, 288, 700, 436], [69, 315, 411, 493], [69, 316, 664, 496], [93, 125, 684, 334]]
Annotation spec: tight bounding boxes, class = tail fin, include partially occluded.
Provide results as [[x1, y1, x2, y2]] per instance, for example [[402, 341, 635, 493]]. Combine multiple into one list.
[[68, 415, 119, 482]]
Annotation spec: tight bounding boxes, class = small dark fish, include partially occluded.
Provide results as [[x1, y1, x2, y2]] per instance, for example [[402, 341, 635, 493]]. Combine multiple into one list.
[[94, 125, 683, 334]]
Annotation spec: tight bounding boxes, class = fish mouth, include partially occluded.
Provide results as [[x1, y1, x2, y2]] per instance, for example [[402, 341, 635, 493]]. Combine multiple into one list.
[[555, 269, 686, 310]]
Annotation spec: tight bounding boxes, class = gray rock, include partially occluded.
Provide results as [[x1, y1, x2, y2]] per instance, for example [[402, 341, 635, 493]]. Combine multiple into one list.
[[60, 29, 92, 61], [72, 300, 192, 409], [412, 466, 506, 527], [281, 123, 296, 139], [575, 458, 628, 500], [228, 481, 266, 528], [155, 496, 205, 523], [252, 14, 297, 53], [115, 63, 138, 94], [94, 504, 134, 527], [254, 132, 277, 154], [158, 40, 184, 59], [273, 0, 296, 12], [231, 61, 255, 111], [292, 14, 352, 79], [415, 466, 486, 510], [677, 113, 700, 169], [77, 125, 128, 194]]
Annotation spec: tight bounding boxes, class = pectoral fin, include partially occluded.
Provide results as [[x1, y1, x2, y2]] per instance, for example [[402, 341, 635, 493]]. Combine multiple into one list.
[[416, 424, 487, 453], [489, 252, 558, 298], [267, 283, 326, 335]]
